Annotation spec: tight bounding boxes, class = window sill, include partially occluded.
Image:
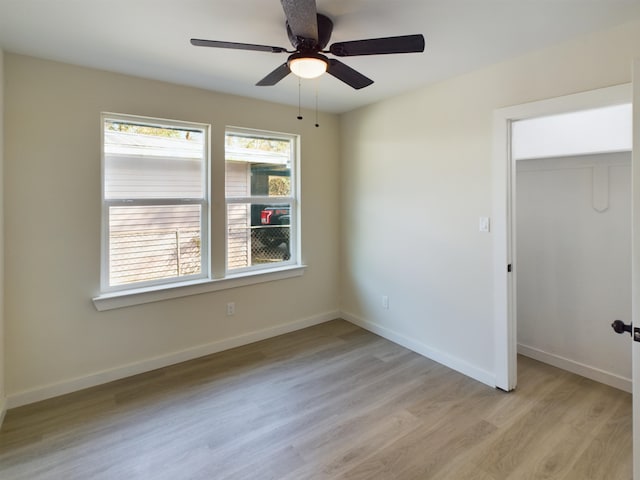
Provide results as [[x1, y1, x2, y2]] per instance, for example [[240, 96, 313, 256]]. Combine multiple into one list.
[[92, 265, 307, 311]]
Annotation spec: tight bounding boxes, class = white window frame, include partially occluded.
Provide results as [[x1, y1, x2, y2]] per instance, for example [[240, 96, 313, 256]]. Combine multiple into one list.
[[225, 127, 300, 274], [93, 119, 306, 311], [99, 112, 210, 294]]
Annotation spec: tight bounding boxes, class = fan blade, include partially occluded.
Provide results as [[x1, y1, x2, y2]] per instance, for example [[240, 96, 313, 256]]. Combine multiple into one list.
[[327, 59, 373, 90], [191, 38, 288, 53], [329, 34, 425, 57], [281, 0, 318, 43], [256, 63, 291, 86]]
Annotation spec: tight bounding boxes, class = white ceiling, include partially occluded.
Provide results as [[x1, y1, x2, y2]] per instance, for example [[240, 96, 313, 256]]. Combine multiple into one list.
[[1, 0, 640, 113]]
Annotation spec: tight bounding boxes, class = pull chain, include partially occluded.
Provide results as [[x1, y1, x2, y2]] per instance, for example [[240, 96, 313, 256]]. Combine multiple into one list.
[[297, 77, 303, 120], [315, 81, 320, 128]]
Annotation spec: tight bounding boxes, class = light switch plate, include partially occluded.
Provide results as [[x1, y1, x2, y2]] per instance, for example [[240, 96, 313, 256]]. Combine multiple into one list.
[[479, 217, 490, 233]]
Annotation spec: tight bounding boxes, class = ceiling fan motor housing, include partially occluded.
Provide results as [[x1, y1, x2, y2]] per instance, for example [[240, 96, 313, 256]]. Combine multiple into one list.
[[287, 13, 334, 51]]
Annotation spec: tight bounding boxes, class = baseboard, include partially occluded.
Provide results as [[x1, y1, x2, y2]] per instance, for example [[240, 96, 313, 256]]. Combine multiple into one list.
[[341, 311, 496, 388], [518, 343, 632, 393], [7, 310, 339, 409]]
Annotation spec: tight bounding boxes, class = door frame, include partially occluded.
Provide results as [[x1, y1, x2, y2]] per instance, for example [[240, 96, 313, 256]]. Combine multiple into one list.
[[492, 83, 632, 391], [632, 58, 639, 480]]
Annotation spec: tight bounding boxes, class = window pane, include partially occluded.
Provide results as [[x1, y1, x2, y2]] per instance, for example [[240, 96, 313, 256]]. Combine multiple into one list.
[[227, 203, 291, 270], [225, 161, 291, 198], [104, 120, 205, 199], [225, 134, 291, 197], [225, 130, 296, 273], [109, 204, 202, 286]]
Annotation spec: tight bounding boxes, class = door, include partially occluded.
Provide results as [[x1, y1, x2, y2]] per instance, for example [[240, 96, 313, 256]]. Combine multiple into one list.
[[633, 58, 640, 480]]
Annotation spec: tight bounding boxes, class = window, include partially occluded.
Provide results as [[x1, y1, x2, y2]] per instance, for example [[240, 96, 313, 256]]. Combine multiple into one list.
[[225, 129, 298, 272], [101, 113, 209, 292], [96, 117, 303, 309]]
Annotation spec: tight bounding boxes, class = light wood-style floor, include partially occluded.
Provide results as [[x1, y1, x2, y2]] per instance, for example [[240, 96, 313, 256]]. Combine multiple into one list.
[[0, 320, 632, 479]]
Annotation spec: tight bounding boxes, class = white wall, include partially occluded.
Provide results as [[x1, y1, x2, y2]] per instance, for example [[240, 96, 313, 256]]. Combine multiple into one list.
[[516, 153, 631, 391], [512, 104, 632, 160], [340, 19, 640, 386], [0, 48, 6, 422], [4, 54, 341, 406]]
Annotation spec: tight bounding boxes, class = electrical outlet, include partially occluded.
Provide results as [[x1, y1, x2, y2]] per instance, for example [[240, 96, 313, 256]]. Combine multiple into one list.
[[382, 295, 389, 309], [226, 302, 235, 316]]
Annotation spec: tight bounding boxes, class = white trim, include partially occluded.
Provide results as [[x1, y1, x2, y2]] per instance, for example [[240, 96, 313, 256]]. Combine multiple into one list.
[[516, 148, 632, 162], [492, 83, 632, 393], [518, 344, 631, 393], [225, 196, 293, 204], [516, 151, 631, 171], [632, 57, 640, 480], [342, 311, 496, 388], [492, 109, 517, 391], [93, 264, 306, 311], [6, 310, 337, 408], [0, 397, 6, 427]]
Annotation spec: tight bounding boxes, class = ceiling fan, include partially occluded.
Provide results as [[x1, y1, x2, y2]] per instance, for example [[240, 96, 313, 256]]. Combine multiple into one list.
[[191, 0, 425, 90]]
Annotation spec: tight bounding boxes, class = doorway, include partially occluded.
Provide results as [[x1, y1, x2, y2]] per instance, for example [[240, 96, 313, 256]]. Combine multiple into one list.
[[492, 84, 632, 391], [514, 143, 631, 392]]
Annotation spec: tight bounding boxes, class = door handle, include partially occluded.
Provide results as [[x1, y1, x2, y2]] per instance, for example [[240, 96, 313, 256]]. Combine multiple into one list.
[[611, 320, 632, 336]]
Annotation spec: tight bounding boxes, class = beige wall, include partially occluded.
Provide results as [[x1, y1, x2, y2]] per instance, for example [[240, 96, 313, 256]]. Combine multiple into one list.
[[0, 47, 6, 419], [4, 54, 340, 404], [6, 17, 640, 407], [340, 19, 640, 383]]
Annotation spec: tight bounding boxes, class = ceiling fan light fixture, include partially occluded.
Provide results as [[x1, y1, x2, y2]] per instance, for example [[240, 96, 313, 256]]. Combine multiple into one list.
[[288, 53, 328, 79]]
